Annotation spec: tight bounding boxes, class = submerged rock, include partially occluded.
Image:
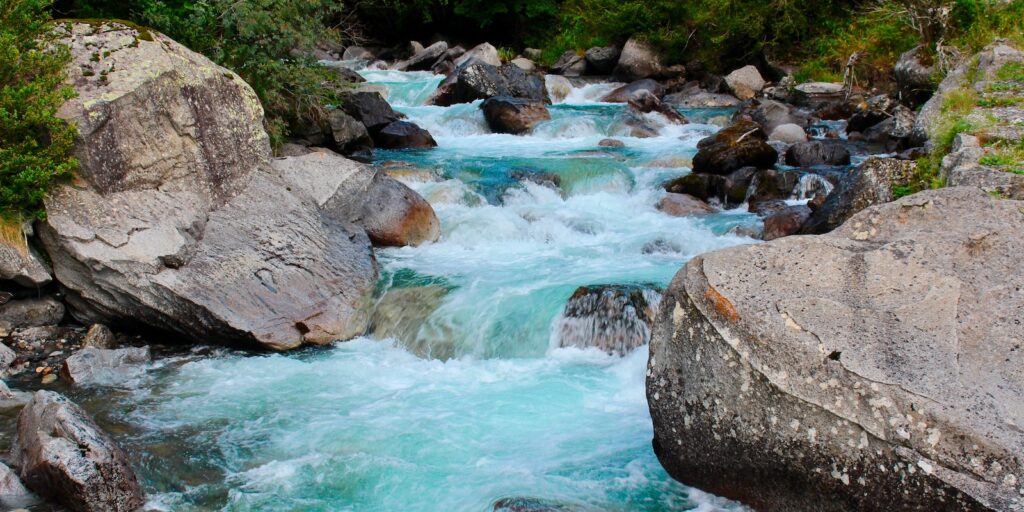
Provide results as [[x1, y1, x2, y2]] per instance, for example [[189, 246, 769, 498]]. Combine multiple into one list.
[[692, 120, 778, 175], [369, 284, 448, 348], [60, 346, 150, 386], [42, 22, 378, 350], [481, 97, 552, 134], [784, 140, 851, 167], [556, 284, 662, 355], [492, 496, 574, 511], [12, 390, 144, 511], [648, 187, 1024, 511]]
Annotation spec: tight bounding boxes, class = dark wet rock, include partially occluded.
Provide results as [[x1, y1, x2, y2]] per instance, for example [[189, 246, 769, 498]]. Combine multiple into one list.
[[747, 198, 789, 217], [321, 61, 366, 83], [894, 45, 938, 108], [510, 169, 562, 190], [481, 97, 552, 134], [664, 173, 715, 199], [692, 120, 778, 175], [400, 41, 448, 72], [492, 496, 574, 512], [601, 79, 665, 103], [432, 63, 548, 106], [724, 66, 765, 100], [848, 95, 900, 133], [618, 110, 660, 138], [801, 157, 914, 234], [642, 239, 683, 255], [556, 284, 662, 355], [862, 105, 916, 150], [657, 193, 717, 217], [326, 108, 373, 155], [762, 204, 811, 241], [340, 91, 402, 133], [12, 390, 144, 511], [663, 167, 755, 208], [375, 121, 438, 149], [748, 169, 800, 207], [81, 324, 116, 349], [585, 46, 621, 75], [60, 346, 150, 386], [552, 50, 587, 76], [598, 138, 625, 148], [613, 37, 664, 81], [784, 140, 852, 167], [648, 187, 1024, 512], [0, 297, 64, 330]]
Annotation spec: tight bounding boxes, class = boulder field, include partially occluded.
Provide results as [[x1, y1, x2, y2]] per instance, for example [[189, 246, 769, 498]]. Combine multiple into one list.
[[36, 22, 438, 351], [647, 187, 1023, 511]]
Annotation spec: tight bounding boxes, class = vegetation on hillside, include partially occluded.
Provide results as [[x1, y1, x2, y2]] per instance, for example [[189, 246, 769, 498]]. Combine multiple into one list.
[[0, 0, 77, 223]]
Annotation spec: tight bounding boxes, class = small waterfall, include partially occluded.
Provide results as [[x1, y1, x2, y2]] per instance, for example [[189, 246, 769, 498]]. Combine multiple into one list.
[[808, 120, 848, 140], [794, 173, 834, 200], [553, 284, 663, 355]]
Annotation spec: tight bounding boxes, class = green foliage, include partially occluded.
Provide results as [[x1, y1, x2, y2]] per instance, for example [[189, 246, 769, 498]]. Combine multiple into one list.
[[497, 46, 517, 62], [353, 0, 559, 44], [543, 0, 852, 71], [1, 0, 77, 221], [996, 62, 1024, 81]]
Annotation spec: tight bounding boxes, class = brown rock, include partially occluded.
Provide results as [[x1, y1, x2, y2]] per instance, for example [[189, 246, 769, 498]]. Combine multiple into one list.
[[657, 193, 717, 216]]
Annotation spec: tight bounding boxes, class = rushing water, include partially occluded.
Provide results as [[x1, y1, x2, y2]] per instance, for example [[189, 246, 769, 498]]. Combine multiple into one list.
[[57, 67, 766, 511]]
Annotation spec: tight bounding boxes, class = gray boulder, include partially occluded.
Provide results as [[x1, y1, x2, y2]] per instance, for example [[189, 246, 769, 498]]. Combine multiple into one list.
[[663, 91, 741, 108], [60, 346, 151, 386], [648, 187, 1024, 511], [454, 43, 502, 68], [791, 81, 846, 110], [0, 232, 52, 288], [556, 284, 662, 355], [0, 297, 64, 329], [600, 79, 665, 103], [342, 46, 374, 61], [42, 22, 377, 351], [784, 140, 852, 167], [326, 108, 373, 156], [613, 37, 664, 81], [894, 45, 938, 108], [801, 157, 915, 234], [724, 65, 766, 100], [272, 151, 440, 247], [481, 97, 551, 134], [432, 62, 549, 106], [585, 45, 621, 75], [0, 461, 36, 510], [400, 41, 448, 71], [12, 390, 144, 511], [769, 123, 808, 143], [552, 50, 587, 76]]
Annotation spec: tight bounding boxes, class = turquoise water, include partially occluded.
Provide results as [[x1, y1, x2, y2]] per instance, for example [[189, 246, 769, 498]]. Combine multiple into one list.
[[72, 68, 758, 511]]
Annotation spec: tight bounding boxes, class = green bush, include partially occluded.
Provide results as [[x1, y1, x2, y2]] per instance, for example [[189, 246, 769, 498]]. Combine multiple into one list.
[[1, 0, 77, 221]]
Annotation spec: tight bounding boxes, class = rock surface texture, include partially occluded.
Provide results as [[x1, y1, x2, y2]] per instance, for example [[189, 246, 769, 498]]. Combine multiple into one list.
[[11, 390, 144, 512], [648, 187, 1024, 511], [42, 22, 378, 350], [556, 285, 662, 356]]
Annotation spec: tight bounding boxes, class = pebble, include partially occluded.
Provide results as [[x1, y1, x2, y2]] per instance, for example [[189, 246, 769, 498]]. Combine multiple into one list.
[[41, 373, 57, 385]]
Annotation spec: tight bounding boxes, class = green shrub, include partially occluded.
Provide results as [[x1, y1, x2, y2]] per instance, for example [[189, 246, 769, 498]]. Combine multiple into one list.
[[1, 0, 77, 221]]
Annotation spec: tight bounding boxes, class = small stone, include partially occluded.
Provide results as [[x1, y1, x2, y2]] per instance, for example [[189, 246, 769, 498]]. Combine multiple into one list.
[[82, 324, 117, 349], [40, 374, 56, 385]]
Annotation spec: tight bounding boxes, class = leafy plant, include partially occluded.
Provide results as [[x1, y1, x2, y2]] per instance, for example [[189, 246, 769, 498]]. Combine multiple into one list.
[[1, 0, 77, 221]]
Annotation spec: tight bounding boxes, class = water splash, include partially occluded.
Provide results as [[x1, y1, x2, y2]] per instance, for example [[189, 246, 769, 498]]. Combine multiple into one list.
[[552, 285, 663, 356]]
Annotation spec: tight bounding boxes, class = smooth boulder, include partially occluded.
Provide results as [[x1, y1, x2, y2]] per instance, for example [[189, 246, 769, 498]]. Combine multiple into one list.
[[657, 193, 717, 216], [648, 187, 1024, 511], [375, 121, 437, 149], [0, 461, 35, 510], [692, 120, 778, 175], [12, 390, 144, 511], [481, 97, 551, 134], [724, 65, 766, 100], [600, 79, 665, 103], [42, 22, 377, 350], [613, 37, 663, 81], [552, 50, 586, 76], [272, 151, 440, 247], [0, 297, 64, 329], [585, 46, 621, 75], [769, 123, 808, 143]]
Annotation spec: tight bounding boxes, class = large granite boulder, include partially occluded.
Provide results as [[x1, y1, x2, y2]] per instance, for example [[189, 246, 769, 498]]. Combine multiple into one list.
[[613, 37, 664, 81], [41, 22, 377, 351], [272, 150, 440, 247], [724, 65, 766, 100], [648, 187, 1024, 511], [801, 158, 915, 234], [12, 390, 144, 511], [692, 120, 778, 175], [480, 97, 551, 134]]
